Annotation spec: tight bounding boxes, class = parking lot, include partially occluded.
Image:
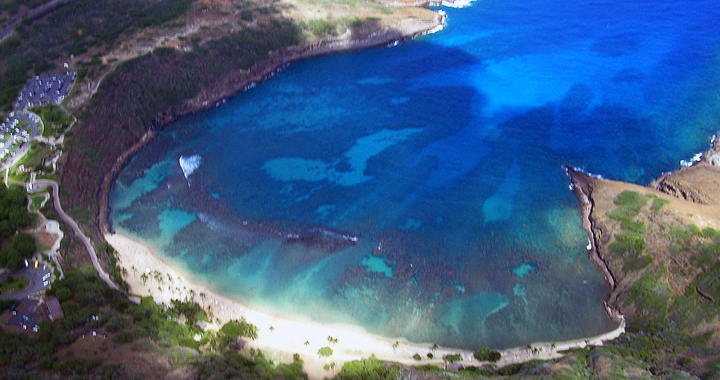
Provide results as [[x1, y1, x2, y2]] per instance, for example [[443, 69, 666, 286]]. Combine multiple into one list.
[[6, 299, 42, 332], [15, 72, 76, 110]]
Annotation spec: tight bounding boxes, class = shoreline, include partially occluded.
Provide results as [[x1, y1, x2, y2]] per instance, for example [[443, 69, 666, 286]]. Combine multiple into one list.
[[96, 6, 628, 377], [97, 12, 446, 234], [106, 231, 625, 379], [566, 167, 619, 293]]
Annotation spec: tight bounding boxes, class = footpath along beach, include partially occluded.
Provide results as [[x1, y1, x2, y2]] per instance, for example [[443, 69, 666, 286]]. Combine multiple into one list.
[[105, 232, 625, 380]]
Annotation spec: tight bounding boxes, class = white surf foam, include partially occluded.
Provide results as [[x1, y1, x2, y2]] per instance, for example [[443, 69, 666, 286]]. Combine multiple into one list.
[[179, 155, 201, 185], [679, 152, 702, 167], [439, 0, 476, 8]]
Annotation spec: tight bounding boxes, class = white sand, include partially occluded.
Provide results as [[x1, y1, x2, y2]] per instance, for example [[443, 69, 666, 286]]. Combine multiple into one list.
[[105, 232, 625, 379]]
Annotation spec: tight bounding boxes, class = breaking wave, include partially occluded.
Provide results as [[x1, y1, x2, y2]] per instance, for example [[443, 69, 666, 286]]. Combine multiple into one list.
[[179, 155, 202, 181]]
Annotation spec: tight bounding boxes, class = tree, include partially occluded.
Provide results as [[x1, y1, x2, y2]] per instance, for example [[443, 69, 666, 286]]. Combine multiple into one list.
[[12, 233, 36, 258], [318, 346, 333, 357], [220, 318, 258, 340], [443, 354, 462, 363], [8, 208, 30, 229], [5, 249, 24, 270]]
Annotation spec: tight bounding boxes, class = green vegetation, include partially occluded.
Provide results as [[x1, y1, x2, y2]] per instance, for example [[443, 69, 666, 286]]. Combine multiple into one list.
[[29, 193, 46, 211], [61, 18, 303, 219], [442, 353, 463, 363], [695, 261, 720, 300], [605, 191, 657, 272], [194, 349, 307, 380], [0, 232, 36, 270], [12, 141, 53, 174], [0, 0, 194, 112], [669, 225, 720, 269], [29, 104, 74, 136], [135, 0, 192, 28], [334, 356, 401, 379], [318, 346, 333, 357], [626, 267, 672, 329], [595, 188, 720, 378], [301, 17, 343, 36], [0, 274, 28, 294], [219, 318, 259, 342], [96, 241, 128, 291], [650, 196, 670, 211], [473, 346, 501, 362], [0, 268, 307, 379], [0, 185, 35, 270], [612, 191, 649, 215]]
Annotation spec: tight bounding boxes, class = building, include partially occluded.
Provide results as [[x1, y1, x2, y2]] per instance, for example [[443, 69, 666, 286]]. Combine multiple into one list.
[[44, 296, 64, 322]]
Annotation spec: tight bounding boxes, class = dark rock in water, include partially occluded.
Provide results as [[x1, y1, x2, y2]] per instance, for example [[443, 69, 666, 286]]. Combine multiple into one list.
[[283, 226, 359, 253], [560, 83, 595, 118]]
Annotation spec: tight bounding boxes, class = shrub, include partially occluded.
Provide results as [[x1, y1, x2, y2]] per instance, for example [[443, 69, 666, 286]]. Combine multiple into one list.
[[219, 318, 258, 340], [412, 353, 422, 361], [614, 191, 649, 215], [105, 316, 131, 333], [112, 331, 135, 344], [609, 231, 645, 255], [650, 197, 670, 211], [622, 254, 653, 272], [474, 347, 501, 362], [318, 346, 333, 357], [443, 354, 463, 363]]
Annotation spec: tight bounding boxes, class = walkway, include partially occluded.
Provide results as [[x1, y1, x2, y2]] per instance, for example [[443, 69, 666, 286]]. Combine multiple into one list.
[[30, 179, 118, 290]]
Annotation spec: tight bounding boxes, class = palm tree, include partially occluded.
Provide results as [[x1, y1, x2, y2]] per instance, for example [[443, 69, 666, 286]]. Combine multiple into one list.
[[199, 292, 207, 307], [140, 273, 149, 284]]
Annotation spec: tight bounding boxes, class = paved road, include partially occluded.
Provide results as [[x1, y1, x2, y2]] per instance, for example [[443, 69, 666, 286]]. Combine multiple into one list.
[[31, 179, 119, 290], [0, 265, 51, 300], [15, 112, 42, 139]]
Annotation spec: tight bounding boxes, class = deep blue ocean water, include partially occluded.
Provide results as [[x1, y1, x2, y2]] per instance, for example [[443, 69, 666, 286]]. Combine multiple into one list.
[[110, 0, 720, 349]]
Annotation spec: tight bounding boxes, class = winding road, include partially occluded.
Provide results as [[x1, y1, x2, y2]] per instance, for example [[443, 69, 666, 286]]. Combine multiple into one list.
[[0, 266, 52, 300], [30, 179, 119, 290]]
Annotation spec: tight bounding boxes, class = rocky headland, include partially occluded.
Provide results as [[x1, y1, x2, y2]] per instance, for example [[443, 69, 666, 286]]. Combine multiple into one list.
[[567, 138, 720, 376]]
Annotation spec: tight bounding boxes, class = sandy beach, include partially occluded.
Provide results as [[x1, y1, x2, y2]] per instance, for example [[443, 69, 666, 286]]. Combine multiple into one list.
[[105, 232, 625, 379]]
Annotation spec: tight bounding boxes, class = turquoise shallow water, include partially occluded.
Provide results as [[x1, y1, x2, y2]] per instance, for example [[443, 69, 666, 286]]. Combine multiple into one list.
[[110, 0, 720, 349]]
